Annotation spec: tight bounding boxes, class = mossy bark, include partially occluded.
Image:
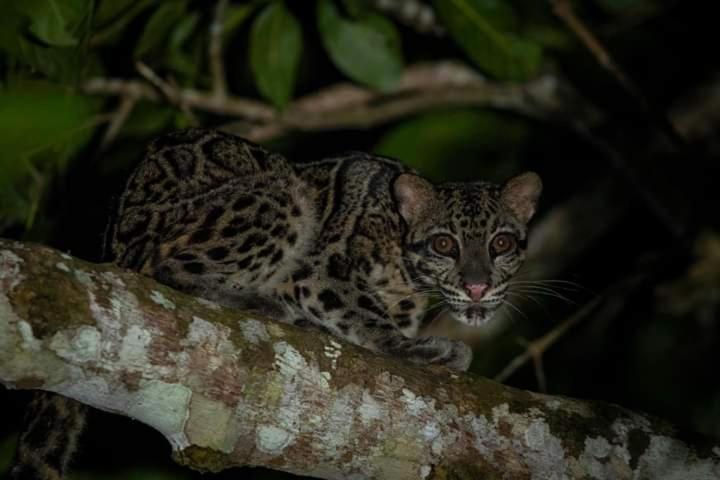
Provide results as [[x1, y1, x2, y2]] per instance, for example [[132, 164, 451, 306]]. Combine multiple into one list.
[[0, 239, 718, 480]]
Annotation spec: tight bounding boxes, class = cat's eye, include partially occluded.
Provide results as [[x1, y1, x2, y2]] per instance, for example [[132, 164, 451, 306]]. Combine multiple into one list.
[[491, 233, 517, 255], [431, 234, 457, 256]]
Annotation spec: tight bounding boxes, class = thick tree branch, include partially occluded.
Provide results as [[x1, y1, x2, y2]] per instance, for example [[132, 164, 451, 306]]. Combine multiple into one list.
[[1, 239, 719, 480]]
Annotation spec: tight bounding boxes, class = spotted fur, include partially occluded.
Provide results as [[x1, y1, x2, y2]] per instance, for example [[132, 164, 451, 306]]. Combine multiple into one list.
[[10, 393, 86, 480], [108, 128, 540, 364]]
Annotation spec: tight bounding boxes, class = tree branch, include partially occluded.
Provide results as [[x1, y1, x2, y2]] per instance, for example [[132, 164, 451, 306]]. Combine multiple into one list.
[[82, 61, 592, 143], [208, 0, 229, 100], [1, 239, 718, 479]]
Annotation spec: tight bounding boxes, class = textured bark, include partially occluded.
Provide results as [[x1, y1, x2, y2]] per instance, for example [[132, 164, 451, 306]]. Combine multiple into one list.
[[0, 239, 718, 480]]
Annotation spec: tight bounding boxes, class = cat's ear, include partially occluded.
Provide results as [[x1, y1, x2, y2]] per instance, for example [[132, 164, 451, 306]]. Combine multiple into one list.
[[501, 172, 542, 223], [393, 173, 437, 226]]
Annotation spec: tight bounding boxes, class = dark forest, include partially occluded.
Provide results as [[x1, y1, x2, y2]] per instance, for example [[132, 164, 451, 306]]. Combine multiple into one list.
[[1, 1, 719, 479]]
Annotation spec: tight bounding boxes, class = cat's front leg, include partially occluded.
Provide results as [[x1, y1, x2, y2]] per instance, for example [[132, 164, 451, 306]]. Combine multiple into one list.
[[298, 288, 473, 371], [377, 333, 473, 371]]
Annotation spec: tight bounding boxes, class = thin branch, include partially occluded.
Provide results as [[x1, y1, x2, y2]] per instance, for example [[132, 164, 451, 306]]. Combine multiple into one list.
[[494, 252, 666, 388], [82, 77, 274, 121], [230, 64, 579, 141], [83, 61, 583, 142], [569, 122, 685, 238], [549, 0, 688, 150], [100, 92, 139, 149], [539, 1, 687, 238], [135, 61, 179, 104], [550, 0, 639, 101], [136, 61, 198, 124], [209, 0, 229, 99], [494, 295, 604, 385]]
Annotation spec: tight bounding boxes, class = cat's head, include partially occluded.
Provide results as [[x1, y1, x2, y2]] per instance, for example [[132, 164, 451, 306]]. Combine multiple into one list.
[[394, 171, 542, 327]]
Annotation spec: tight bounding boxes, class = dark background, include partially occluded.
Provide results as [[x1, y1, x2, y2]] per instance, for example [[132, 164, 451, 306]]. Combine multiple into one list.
[[1, 0, 719, 478]]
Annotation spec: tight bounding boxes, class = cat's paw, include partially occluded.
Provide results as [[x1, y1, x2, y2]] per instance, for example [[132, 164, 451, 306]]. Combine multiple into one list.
[[438, 338, 473, 371], [408, 336, 473, 371]]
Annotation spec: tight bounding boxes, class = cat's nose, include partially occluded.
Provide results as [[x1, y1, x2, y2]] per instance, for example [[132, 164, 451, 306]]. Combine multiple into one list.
[[465, 283, 489, 302]]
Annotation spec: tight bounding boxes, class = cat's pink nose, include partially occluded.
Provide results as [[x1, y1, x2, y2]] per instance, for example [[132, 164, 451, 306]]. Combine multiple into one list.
[[465, 283, 489, 302]]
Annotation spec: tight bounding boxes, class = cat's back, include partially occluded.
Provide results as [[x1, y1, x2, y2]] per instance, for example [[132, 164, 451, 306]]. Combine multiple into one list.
[[294, 151, 410, 230], [108, 128, 300, 269], [119, 128, 292, 209]]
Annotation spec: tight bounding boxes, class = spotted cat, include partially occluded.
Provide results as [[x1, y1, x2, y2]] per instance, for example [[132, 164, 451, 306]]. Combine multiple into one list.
[[11, 127, 541, 479], [109, 128, 541, 369]]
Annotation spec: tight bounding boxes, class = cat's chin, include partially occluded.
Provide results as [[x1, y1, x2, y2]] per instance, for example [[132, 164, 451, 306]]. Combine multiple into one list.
[[453, 304, 497, 327]]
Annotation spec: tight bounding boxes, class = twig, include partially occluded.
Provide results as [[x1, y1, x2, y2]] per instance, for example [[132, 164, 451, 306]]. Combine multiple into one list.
[[100, 92, 139, 149], [83, 77, 274, 121], [550, 0, 640, 102], [209, 0, 229, 99], [135, 61, 178, 104], [494, 295, 603, 386], [549, 0, 688, 150], [231, 64, 575, 141], [136, 61, 198, 124], [547, 0, 687, 237], [83, 61, 582, 142], [569, 122, 685, 238]]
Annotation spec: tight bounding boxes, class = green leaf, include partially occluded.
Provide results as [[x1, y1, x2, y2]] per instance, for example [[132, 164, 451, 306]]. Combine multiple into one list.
[[0, 0, 92, 81], [25, 0, 89, 46], [17, 0, 89, 46], [95, 0, 153, 27], [0, 84, 97, 230], [317, 0, 403, 91], [249, 2, 303, 108], [3, 41, 84, 82], [467, 0, 518, 31], [0, 85, 96, 167], [92, 0, 157, 46], [165, 12, 203, 82], [134, 0, 188, 58], [433, 0, 542, 80], [223, 3, 257, 38]]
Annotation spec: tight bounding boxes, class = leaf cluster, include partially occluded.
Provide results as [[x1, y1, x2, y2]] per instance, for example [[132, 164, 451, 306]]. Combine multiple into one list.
[[0, 0, 670, 237]]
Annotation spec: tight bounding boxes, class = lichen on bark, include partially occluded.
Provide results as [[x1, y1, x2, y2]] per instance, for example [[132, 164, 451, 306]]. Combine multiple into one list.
[[1, 239, 719, 480]]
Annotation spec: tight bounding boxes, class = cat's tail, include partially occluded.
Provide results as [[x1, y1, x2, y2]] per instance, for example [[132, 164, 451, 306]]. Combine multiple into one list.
[[10, 392, 87, 480]]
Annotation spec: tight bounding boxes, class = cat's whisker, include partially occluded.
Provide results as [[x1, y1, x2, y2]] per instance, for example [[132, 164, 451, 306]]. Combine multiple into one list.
[[508, 282, 584, 293], [510, 287, 575, 303], [507, 278, 591, 294], [508, 282, 580, 295], [501, 298, 528, 320], [510, 283, 576, 294], [509, 287, 577, 305], [505, 291, 544, 308], [510, 285, 573, 297]]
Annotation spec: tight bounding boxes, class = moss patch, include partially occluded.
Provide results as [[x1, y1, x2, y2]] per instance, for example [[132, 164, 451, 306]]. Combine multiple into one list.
[[9, 268, 94, 339], [435, 461, 505, 480], [173, 445, 229, 473]]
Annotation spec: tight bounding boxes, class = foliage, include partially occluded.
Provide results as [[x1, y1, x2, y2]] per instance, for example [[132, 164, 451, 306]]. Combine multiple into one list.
[[0, 0, 559, 234], [432, 0, 542, 80], [250, 1, 302, 107], [317, 0, 404, 90]]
